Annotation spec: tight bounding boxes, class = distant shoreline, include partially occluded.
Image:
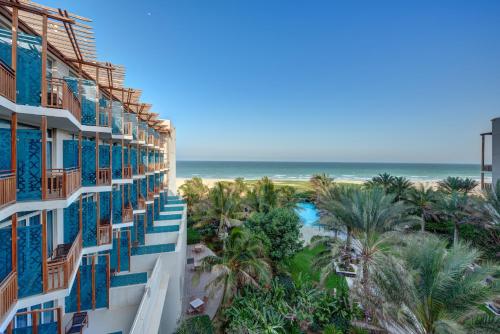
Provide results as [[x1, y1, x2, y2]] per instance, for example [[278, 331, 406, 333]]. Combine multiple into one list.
[[175, 177, 441, 191]]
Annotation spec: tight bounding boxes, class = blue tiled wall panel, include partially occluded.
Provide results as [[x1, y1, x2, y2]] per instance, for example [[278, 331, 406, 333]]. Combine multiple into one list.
[[17, 129, 41, 201]]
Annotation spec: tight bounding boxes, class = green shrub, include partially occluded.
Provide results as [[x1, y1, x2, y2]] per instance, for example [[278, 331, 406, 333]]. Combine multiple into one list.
[[176, 315, 214, 334], [187, 227, 202, 245], [246, 207, 303, 263]]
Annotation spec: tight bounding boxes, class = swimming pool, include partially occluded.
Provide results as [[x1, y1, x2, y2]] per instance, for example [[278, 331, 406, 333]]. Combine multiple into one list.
[[295, 202, 320, 226]]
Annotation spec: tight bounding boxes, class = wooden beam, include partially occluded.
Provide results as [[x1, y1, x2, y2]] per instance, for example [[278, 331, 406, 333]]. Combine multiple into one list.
[[41, 15, 47, 106], [56, 307, 62, 334], [127, 230, 131, 270], [0, 1, 76, 23], [106, 253, 110, 306], [96, 132, 99, 182], [41, 116, 47, 200], [41, 210, 48, 292], [95, 68, 99, 126], [11, 213, 17, 273], [79, 195, 83, 232], [11, 7, 17, 102], [76, 270, 81, 311], [91, 255, 96, 309], [116, 230, 121, 272], [78, 131, 82, 169], [11, 113, 17, 173]]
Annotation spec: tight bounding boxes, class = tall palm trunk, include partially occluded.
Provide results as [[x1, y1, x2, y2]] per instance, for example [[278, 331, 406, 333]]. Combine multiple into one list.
[[453, 222, 459, 247], [421, 213, 425, 232]]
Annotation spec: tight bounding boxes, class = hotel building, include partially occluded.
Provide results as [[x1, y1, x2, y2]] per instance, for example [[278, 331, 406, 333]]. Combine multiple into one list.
[[0, 1, 186, 333]]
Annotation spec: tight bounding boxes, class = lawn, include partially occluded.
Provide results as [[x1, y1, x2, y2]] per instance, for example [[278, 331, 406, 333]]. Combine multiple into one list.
[[285, 244, 348, 291]]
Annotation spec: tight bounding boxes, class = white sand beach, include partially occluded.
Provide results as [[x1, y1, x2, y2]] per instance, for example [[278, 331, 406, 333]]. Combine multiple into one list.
[[175, 177, 439, 192]]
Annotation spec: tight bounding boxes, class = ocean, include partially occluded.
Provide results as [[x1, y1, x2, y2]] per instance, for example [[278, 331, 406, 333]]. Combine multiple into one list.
[[177, 161, 480, 182]]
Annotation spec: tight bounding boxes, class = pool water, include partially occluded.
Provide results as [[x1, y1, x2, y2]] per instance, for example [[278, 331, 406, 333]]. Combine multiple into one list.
[[295, 202, 320, 226]]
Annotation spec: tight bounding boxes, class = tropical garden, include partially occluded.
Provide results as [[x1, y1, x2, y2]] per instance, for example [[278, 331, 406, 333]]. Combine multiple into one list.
[[176, 173, 500, 334]]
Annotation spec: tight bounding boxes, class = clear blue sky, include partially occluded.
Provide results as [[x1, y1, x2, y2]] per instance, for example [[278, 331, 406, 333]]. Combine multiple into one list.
[[45, 0, 500, 163]]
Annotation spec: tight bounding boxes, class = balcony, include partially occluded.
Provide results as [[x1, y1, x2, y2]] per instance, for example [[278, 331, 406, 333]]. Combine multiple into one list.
[[46, 168, 81, 200], [147, 191, 155, 202], [98, 220, 112, 245], [138, 164, 146, 175], [0, 171, 16, 208], [147, 164, 155, 173], [0, 60, 15, 102], [0, 271, 17, 323], [9, 307, 63, 334], [137, 196, 146, 210], [124, 122, 133, 137], [482, 164, 493, 172], [123, 205, 134, 223], [97, 168, 111, 185], [123, 165, 132, 179], [46, 78, 81, 122], [99, 107, 111, 127], [147, 135, 155, 146], [138, 130, 146, 142], [46, 231, 82, 292]]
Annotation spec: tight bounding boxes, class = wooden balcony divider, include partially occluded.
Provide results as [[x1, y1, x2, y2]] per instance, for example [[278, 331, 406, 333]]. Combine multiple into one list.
[[138, 130, 146, 142], [147, 135, 154, 145], [13, 307, 62, 334], [138, 164, 145, 175], [123, 206, 134, 223], [0, 171, 16, 208], [0, 271, 17, 321], [123, 165, 132, 179], [46, 168, 81, 199], [147, 191, 155, 202], [124, 122, 133, 136], [98, 221, 112, 245], [0, 61, 15, 102], [137, 196, 146, 210], [46, 78, 81, 121], [97, 168, 111, 185], [46, 231, 82, 292]]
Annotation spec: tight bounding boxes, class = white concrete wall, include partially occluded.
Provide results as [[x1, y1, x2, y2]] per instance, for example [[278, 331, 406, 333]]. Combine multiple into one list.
[[159, 207, 187, 334], [110, 284, 145, 308], [492, 118, 500, 185]]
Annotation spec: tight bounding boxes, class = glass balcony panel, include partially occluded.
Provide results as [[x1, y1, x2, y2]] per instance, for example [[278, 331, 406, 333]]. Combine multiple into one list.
[[111, 102, 124, 135]]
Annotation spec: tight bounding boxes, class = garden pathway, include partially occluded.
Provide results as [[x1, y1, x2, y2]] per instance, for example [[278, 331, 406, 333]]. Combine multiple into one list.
[[182, 244, 223, 321]]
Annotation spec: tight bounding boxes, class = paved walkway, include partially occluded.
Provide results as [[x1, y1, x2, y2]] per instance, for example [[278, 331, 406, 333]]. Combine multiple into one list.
[[182, 244, 223, 320]]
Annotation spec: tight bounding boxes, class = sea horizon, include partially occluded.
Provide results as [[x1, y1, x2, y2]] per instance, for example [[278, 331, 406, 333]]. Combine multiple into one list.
[[177, 160, 481, 182]]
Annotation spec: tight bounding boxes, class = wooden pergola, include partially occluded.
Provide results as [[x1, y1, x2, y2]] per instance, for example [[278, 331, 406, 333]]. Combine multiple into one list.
[[0, 0, 163, 121]]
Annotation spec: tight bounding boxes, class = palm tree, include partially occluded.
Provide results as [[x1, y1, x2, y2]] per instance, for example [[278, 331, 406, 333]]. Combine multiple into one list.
[[316, 184, 357, 254], [438, 176, 479, 194], [435, 191, 474, 246], [201, 228, 272, 308], [179, 177, 208, 213], [389, 176, 412, 201], [315, 187, 418, 300], [233, 177, 248, 195], [369, 234, 500, 334], [365, 173, 395, 192], [277, 185, 297, 209], [208, 181, 243, 239], [406, 185, 437, 232], [310, 173, 334, 200], [345, 188, 418, 315], [481, 180, 500, 227], [246, 177, 279, 213]]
